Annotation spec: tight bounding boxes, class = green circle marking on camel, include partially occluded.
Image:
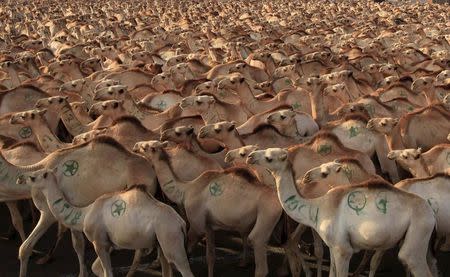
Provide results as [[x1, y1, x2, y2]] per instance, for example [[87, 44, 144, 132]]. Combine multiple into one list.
[[111, 200, 126, 217], [209, 182, 223, 196], [347, 190, 366, 215], [317, 144, 332, 156], [18, 127, 32, 139], [63, 160, 79, 177]]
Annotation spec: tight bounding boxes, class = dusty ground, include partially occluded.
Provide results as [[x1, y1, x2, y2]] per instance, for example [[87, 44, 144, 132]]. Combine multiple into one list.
[[1, 203, 449, 276]]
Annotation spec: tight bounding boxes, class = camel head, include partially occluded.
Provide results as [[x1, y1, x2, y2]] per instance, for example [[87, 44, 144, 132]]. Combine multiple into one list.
[[295, 76, 323, 91], [94, 85, 128, 101], [411, 76, 434, 93], [35, 96, 69, 111], [179, 95, 215, 113], [387, 148, 423, 174], [80, 58, 102, 75], [195, 81, 216, 95], [21, 40, 44, 51], [151, 72, 176, 91], [169, 63, 196, 82], [72, 129, 107, 145], [60, 79, 88, 93], [16, 168, 56, 189], [9, 109, 47, 125], [266, 109, 296, 134], [362, 63, 381, 74], [301, 161, 347, 185], [70, 102, 90, 115], [166, 55, 187, 67], [378, 76, 399, 88], [252, 52, 272, 62], [47, 59, 78, 76], [323, 83, 347, 96], [198, 121, 237, 141], [246, 148, 289, 173], [273, 65, 297, 79], [320, 70, 353, 86], [379, 64, 398, 76], [336, 103, 369, 118], [132, 140, 169, 158], [228, 63, 249, 74], [88, 100, 125, 119], [435, 70, 449, 86], [366, 117, 398, 134], [160, 125, 195, 143], [253, 81, 272, 93], [94, 79, 121, 91], [224, 145, 259, 164], [217, 74, 246, 91], [131, 51, 154, 63]]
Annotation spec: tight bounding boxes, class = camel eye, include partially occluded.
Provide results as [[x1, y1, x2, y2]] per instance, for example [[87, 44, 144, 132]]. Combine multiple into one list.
[[43, 172, 48, 178], [58, 98, 64, 103], [230, 80, 235, 84], [321, 172, 328, 178], [175, 131, 181, 136], [239, 152, 246, 157], [206, 85, 210, 89], [280, 115, 286, 120], [30, 176, 36, 182], [161, 76, 166, 79], [265, 157, 272, 163], [119, 89, 124, 94], [214, 128, 221, 133], [72, 83, 76, 87]]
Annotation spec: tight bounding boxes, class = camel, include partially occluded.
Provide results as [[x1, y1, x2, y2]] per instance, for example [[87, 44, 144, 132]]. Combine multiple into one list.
[[217, 74, 312, 115], [228, 62, 269, 83], [160, 125, 226, 168], [224, 145, 275, 187], [387, 144, 450, 178], [18, 169, 194, 277], [180, 95, 250, 125], [199, 121, 306, 149], [134, 140, 283, 277], [246, 148, 438, 277], [366, 106, 450, 151], [9, 136, 157, 277]]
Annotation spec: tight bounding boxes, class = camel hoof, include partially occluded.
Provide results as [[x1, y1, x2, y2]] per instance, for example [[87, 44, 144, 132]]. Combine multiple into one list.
[[35, 254, 53, 264]]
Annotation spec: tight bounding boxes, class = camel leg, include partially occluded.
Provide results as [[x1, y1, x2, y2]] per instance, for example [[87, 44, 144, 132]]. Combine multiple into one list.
[[312, 230, 323, 277], [18, 211, 56, 277], [329, 247, 336, 277], [352, 251, 372, 277], [126, 250, 143, 277], [239, 235, 250, 267], [330, 247, 352, 277], [284, 224, 311, 277], [93, 241, 114, 277], [368, 250, 384, 277], [71, 230, 88, 277], [159, 246, 173, 277], [156, 227, 193, 277], [5, 201, 26, 242], [375, 141, 399, 183], [426, 248, 438, 277], [187, 228, 201, 253], [36, 222, 68, 264], [397, 226, 434, 277], [92, 257, 103, 277], [205, 228, 216, 277]]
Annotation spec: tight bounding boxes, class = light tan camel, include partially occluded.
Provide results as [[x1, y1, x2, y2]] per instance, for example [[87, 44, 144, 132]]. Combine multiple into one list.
[[387, 144, 450, 178], [18, 169, 193, 277], [246, 148, 438, 277], [13, 136, 157, 277], [134, 140, 282, 277]]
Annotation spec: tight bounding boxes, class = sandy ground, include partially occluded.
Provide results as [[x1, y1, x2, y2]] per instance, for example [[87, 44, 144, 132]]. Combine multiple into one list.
[[0, 203, 449, 276]]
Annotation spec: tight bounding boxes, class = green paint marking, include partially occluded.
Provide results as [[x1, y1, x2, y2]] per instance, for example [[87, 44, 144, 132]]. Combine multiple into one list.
[[284, 195, 300, 211], [64, 208, 74, 221], [285, 79, 292, 85], [348, 126, 360, 138], [60, 202, 70, 213], [156, 101, 167, 110], [407, 106, 414, 111], [317, 144, 332, 156], [18, 127, 32, 139], [375, 192, 388, 214], [298, 204, 307, 214], [111, 200, 126, 217], [162, 180, 174, 187], [209, 182, 223, 196], [70, 211, 82, 225], [63, 160, 79, 177], [364, 104, 374, 116], [309, 206, 319, 227], [347, 191, 366, 215], [53, 198, 64, 206], [291, 102, 301, 110], [342, 165, 353, 180], [427, 198, 439, 214]]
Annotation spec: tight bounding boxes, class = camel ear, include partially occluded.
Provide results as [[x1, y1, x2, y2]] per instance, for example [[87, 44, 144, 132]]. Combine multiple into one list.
[[335, 166, 342, 173], [161, 141, 169, 147], [186, 127, 194, 135], [417, 147, 422, 154], [239, 77, 245, 83], [279, 153, 288, 161], [228, 121, 236, 131]]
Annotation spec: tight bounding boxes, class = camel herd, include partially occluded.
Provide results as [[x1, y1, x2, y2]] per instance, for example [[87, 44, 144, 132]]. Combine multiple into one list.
[[0, 0, 449, 276]]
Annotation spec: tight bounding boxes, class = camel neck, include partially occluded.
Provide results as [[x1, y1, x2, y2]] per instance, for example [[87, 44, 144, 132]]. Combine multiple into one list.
[[123, 97, 146, 121], [265, 58, 276, 76], [8, 69, 21, 88], [60, 104, 89, 136], [410, 158, 431, 178], [226, 131, 246, 150], [0, 155, 32, 201], [43, 180, 89, 231], [30, 121, 66, 153], [309, 87, 328, 126], [274, 166, 320, 229], [202, 105, 222, 124], [151, 154, 186, 206]]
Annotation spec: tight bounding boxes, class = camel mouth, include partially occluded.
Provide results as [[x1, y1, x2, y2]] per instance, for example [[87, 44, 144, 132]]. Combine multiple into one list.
[[246, 154, 256, 165], [387, 153, 396, 160]]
